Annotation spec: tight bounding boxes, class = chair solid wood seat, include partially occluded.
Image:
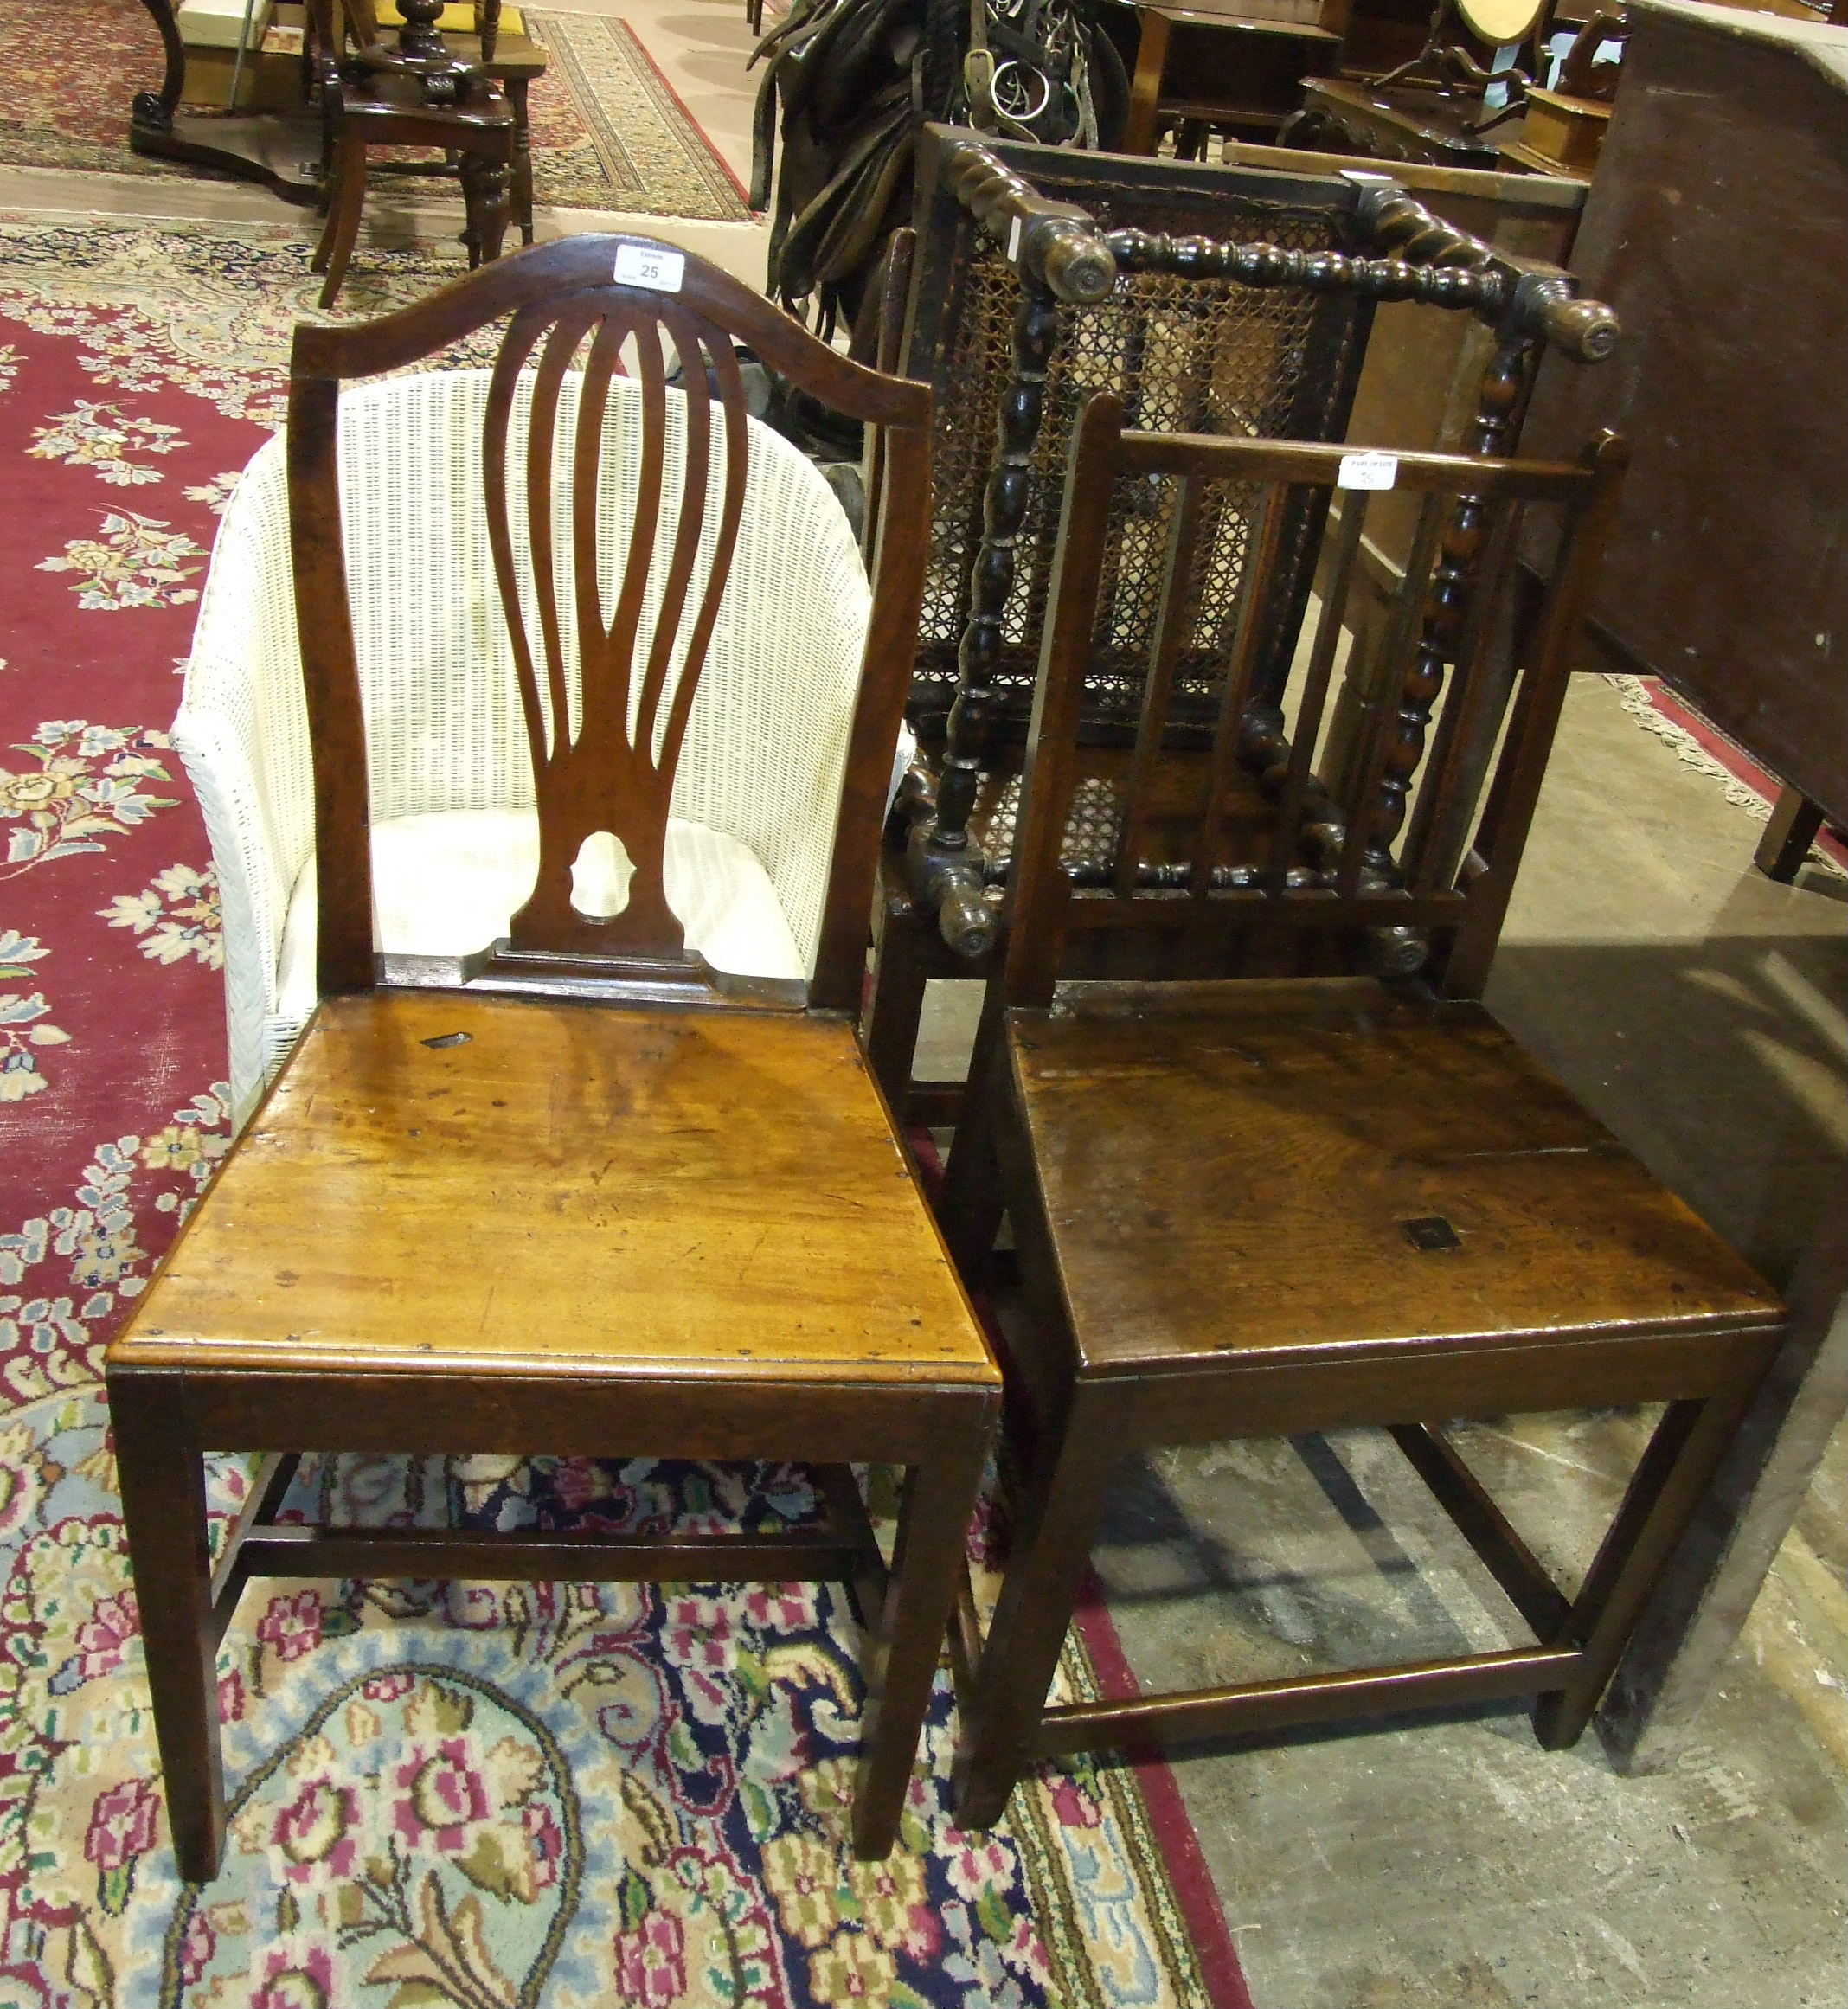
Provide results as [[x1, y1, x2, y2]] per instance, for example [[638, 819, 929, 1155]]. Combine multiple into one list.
[[128, 991, 991, 1381], [936, 397, 1785, 1829], [109, 235, 999, 1884], [1005, 978, 1776, 1370]]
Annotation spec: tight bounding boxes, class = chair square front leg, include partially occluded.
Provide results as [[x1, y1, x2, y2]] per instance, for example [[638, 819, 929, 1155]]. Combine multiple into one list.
[[952, 1387, 1118, 1832], [111, 1373, 227, 1884], [854, 1431, 993, 1856]]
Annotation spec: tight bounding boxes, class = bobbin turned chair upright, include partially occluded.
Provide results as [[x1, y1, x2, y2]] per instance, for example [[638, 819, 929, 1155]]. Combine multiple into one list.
[[106, 237, 998, 1880], [936, 395, 1784, 1827]]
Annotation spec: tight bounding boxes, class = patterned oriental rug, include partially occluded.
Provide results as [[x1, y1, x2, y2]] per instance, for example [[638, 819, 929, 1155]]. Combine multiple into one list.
[[0, 215, 1250, 2009], [0, 1, 752, 223]]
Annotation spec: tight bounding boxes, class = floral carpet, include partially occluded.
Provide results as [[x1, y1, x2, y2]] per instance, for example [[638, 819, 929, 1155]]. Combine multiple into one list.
[[0, 214, 1249, 2009], [0, 0, 751, 222]]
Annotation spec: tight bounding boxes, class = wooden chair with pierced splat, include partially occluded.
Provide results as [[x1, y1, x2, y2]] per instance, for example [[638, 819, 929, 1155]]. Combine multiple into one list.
[[934, 395, 1785, 1828], [107, 236, 999, 1880]]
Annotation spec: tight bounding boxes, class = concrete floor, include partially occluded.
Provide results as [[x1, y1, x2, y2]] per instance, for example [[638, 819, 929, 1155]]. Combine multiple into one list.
[[10, 14, 1843, 2003]]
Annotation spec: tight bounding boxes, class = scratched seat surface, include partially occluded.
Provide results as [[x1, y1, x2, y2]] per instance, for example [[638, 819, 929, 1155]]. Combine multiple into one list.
[[1008, 978, 1775, 1372], [117, 992, 996, 1387]]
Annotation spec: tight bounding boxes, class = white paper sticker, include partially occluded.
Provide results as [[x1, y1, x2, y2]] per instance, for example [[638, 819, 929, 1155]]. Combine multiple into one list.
[[614, 244, 685, 293], [1338, 450, 1399, 491], [1006, 215, 1023, 263]]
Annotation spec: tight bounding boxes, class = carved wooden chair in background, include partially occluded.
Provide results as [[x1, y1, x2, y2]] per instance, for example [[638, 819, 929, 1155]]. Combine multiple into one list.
[[934, 399, 1783, 1827], [358, 0, 551, 243], [864, 128, 1617, 1128], [110, 238, 998, 1879], [308, 0, 516, 307]]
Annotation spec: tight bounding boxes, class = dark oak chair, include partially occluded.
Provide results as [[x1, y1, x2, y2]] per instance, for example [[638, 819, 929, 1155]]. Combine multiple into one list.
[[107, 237, 998, 1880], [935, 395, 1784, 1827], [308, 0, 517, 308]]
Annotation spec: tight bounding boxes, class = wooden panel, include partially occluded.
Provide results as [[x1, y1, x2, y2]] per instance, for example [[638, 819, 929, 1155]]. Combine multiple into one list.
[[114, 992, 998, 1384], [1011, 979, 1777, 1369], [1518, 7, 1848, 821]]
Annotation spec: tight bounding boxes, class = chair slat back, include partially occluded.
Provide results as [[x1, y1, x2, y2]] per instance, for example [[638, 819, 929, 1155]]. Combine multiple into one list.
[[287, 236, 934, 1014], [999, 394, 1627, 1007], [478, 293, 751, 968]]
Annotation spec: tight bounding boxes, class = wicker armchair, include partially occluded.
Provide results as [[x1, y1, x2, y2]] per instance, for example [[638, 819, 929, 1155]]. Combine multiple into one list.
[[176, 364, 889, 1125]]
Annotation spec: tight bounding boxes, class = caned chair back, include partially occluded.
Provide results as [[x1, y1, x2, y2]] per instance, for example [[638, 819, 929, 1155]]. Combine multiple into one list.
[[286, 237, 932, 1012], [902, 134, 1380, 755], [997, 392, 1627, 1006]]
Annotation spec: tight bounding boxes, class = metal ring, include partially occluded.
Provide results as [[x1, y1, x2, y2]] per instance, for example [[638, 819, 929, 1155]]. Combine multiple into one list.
[[990, 58, 1052, 122]]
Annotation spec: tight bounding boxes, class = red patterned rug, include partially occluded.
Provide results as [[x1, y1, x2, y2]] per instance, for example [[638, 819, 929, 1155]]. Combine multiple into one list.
[[0, 213, 1249, 2009]]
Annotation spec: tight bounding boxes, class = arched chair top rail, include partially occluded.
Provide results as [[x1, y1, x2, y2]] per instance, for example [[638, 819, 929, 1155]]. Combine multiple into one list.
[[290, 234, 934, 429]]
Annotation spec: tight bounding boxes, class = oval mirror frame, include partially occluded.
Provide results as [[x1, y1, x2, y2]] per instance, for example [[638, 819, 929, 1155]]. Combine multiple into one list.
[[1457, 0, 1547, 47]]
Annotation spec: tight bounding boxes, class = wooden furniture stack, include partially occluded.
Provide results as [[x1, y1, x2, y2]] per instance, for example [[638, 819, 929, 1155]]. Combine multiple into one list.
[[870, 129, 1615, 1131], [1511, 0, 1847, 1757], [363, 0, 551, 243], [124, 0, 547, 240], [1123, 0, 1348, 154], [306, 0, 519, 306]]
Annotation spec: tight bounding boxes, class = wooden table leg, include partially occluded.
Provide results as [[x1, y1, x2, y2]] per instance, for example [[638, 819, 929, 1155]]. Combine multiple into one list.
[[1123, 12, 1171, 156], [1755, 785, 1828, 883]]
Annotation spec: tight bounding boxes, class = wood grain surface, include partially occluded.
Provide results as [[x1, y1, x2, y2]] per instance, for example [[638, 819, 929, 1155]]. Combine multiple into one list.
[[1011, 978, 1775, 1368], [116, 992, 996, 1384]]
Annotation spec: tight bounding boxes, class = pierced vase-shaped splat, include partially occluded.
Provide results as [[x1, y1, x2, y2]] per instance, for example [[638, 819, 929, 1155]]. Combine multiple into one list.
[[481, 292, 750, 984]]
